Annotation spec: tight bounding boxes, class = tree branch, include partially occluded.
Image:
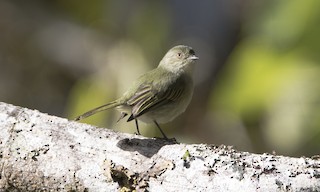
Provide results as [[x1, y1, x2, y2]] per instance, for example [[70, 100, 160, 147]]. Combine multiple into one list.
[[0, 102, 319, 191]]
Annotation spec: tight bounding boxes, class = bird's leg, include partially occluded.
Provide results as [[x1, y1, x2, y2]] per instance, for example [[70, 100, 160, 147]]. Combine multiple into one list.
[[135, 119, 141, 135], [154, 120, 168, 139]]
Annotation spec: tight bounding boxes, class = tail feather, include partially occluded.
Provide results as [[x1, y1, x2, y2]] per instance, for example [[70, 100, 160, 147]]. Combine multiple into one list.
[[74, 100, 121, 121]]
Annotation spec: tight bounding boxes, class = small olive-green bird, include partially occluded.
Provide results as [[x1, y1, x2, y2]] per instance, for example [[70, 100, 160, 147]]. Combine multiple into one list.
[[75, 45, 198, 139]]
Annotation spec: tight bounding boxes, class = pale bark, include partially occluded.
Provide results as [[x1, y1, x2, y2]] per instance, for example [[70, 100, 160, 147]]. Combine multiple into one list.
[[0, 102, 319, 192]]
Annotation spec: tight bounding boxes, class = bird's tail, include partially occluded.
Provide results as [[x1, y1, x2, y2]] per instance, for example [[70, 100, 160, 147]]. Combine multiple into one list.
[[74, 100, 121, 121]]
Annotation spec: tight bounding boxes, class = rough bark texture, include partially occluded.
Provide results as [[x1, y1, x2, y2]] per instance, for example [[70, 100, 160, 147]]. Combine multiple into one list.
[[0, 102, 319, 192]]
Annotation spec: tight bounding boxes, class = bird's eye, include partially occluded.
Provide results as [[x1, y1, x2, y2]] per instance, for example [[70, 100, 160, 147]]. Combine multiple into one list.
[[177, 52, 183, 58]]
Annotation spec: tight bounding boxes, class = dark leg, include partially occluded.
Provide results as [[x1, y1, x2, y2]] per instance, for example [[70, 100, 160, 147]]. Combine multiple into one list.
[[154, 120, 168, 139], [135, 119, 141, 135]]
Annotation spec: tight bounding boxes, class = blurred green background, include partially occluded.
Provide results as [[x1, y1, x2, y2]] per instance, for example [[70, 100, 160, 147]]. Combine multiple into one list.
[[1, 0, 320, 157]]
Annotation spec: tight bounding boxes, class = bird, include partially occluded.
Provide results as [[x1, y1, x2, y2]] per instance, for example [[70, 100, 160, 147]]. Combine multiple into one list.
[[74, 45, 198, 139]]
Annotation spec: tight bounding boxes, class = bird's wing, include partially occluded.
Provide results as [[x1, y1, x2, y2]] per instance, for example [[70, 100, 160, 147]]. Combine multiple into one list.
[[126, 82, 184, 121]]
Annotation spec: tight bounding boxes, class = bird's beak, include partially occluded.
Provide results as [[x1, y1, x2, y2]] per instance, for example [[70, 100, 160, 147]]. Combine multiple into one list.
[[189, 55, 199, 60]]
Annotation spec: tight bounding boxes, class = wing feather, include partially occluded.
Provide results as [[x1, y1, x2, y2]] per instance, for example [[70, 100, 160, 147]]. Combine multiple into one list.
[[126, 82, 184, 121]]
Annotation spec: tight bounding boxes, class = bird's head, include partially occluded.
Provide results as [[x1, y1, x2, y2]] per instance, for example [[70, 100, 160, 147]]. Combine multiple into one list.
[[159, 45, 198, 74]]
